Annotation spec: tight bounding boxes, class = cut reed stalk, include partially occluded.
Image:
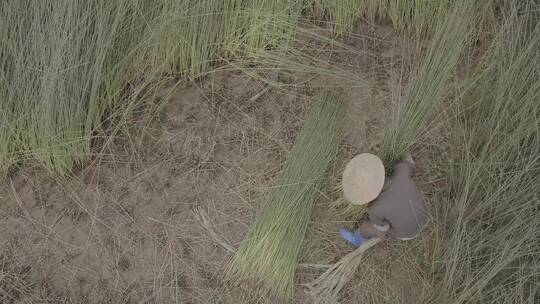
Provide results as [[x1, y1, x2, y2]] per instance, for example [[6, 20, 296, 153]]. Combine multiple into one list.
[[226, 92, 346, 299], [306, 237, 382, 303]]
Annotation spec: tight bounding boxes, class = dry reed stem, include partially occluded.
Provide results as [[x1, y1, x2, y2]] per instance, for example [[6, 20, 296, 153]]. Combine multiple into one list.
[[193, 207, 236, 253], [305, 237, 382, 303]]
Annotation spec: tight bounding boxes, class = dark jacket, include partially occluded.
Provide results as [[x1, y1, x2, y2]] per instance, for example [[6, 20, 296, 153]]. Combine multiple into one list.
[[367, 160, 429, 239]]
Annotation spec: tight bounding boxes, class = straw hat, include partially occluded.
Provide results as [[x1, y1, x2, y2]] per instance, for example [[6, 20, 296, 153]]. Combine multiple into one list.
[[342, 153, 385, 205]]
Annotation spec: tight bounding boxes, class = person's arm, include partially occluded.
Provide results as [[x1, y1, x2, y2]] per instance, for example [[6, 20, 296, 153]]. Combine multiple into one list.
[[358, 204, 390, 239], [368, 210, 390, 232]]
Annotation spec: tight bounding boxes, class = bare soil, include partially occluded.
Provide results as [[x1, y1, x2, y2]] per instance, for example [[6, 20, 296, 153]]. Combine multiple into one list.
[[0, 22, 420, 304]]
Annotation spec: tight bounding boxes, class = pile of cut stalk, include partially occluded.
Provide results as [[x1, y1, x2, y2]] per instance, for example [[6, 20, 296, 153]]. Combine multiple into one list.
[[226, 93, 345, 298]]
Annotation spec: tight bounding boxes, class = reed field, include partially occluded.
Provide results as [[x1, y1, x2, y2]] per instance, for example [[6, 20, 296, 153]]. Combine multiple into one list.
[[0, 0, 538, 303]]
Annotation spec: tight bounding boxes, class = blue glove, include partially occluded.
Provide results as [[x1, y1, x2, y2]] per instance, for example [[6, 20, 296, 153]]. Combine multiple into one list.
[[339, 228, 366, 247]]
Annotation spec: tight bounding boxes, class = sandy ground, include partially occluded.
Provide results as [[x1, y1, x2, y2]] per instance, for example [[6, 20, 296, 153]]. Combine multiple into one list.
[[0, 23, 421, 304]]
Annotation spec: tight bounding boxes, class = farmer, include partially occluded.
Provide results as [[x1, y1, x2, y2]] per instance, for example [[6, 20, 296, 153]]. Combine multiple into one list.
[[339, 153, 429, 246]]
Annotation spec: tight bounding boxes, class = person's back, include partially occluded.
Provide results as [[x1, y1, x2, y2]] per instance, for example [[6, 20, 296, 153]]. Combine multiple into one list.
[[365, 159, 429, 240]]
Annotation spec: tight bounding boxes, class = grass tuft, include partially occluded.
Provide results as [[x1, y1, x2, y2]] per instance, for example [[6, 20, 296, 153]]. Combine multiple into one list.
[[431, 3, 540, 301], [308, 0, 489, 298], [378, 0, 485, 170], [0, 0, 480, 177]]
